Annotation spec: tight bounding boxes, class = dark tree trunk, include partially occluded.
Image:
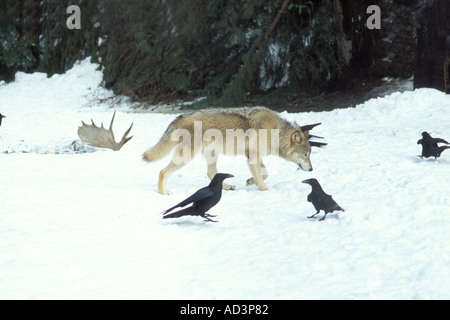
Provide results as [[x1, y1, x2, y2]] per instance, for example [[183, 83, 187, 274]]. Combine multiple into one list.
[[414, 0, 450, 92], [334, 0, 381, 90]]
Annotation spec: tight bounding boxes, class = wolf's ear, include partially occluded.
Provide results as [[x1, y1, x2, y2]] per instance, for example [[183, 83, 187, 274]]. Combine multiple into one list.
[[292, 131, 303, 144]]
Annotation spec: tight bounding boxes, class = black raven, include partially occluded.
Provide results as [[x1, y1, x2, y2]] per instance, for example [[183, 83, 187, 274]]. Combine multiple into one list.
[[302, 178, 344, 221], [0, 113, 5, 126], [161, 173, 234, 222], [417, 131, 450, 159]]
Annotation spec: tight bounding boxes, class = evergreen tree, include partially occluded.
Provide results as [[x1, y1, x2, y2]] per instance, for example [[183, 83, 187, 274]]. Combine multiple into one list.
[[0, 0, 421, 108], [0, 0, 40, 81], [1, 0, 101, 80], [39, 0, 101, 76]]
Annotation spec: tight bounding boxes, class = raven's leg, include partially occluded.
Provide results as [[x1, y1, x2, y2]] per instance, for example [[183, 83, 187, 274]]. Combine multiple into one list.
[[203, 213, 217, 218], [319, 213, 328, 221], [202, 213, 218, 223], [308, 210, 320, 219]]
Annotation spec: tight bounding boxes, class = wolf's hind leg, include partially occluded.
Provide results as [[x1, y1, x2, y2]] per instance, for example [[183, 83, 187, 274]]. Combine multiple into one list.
[[159, 161, 186, 195], [158, 141, 201, 194]]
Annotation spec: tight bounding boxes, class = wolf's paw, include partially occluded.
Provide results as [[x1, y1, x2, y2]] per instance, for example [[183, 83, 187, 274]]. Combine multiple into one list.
[[222, 183, 235, 191], [159, 189, 173, 195], [257, 184, 268, 191], [246, 177, 255, 186]]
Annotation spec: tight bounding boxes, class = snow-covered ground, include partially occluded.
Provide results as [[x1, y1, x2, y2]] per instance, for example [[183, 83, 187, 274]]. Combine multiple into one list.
[[1, 58, 449, 299]]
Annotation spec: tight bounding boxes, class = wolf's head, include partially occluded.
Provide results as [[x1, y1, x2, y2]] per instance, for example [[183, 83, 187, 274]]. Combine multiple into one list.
[[284, 130, 313, 172]]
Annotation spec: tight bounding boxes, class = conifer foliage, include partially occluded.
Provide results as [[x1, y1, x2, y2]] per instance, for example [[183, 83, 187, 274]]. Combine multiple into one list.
[[0, 1, 419, 107], [0, 0, 100, 80]]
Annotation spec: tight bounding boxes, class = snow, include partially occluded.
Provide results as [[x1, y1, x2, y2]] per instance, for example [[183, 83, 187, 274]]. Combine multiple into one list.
[[1, 58, 449, 299]]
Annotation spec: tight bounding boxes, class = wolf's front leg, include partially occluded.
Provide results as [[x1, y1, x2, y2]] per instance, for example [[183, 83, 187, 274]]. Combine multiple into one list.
[[207, 162, 235, 191], [247, 161, 268, 191], [246, 160, 268, 187]]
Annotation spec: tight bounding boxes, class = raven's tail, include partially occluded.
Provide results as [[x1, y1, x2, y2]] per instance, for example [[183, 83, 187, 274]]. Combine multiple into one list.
[[162, 211, 186, 219], [439, 145, 450, 154], [162, 207, 195, 219]]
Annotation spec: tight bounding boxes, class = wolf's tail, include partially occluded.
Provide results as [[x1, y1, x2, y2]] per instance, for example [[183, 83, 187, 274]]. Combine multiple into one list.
[[143, 124, 179, 162]]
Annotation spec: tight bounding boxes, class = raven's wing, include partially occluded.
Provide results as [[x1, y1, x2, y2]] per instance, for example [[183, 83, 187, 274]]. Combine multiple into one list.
[[308, 192, 326, 212], [324, 195, 344, 213], [300, 123, 321, 132], [161, 187, 215, 215], [431, 137, 450, 145], [309, 141, 328, 148]]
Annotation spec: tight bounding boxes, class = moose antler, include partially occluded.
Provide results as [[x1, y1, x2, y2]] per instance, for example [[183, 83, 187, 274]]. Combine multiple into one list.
[[77, 111, 133, 151]]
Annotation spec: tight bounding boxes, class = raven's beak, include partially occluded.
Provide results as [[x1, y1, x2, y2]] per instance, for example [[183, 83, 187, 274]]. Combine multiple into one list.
[[221, 173, 234, 180]]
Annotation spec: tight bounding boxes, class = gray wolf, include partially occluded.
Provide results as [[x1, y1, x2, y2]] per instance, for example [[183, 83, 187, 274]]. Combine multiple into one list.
[[161, 173, 234, 222], [143, 107, 317, 194]]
